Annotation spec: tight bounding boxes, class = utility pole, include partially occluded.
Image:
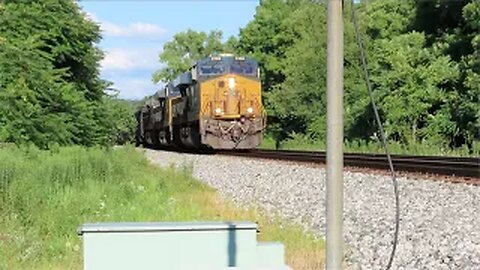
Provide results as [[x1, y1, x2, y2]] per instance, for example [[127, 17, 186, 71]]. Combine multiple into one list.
[[326, 0, 344, 269]]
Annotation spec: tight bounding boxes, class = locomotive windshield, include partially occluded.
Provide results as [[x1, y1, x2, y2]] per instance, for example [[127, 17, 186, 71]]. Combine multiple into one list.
[[230, 61, 257, 76], [197, 56, 258, 78], [199, 63, 225, 76]]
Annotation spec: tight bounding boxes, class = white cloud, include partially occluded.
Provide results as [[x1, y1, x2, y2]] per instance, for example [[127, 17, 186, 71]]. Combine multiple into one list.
[[100, 48, 162, 100], [85, 12, 165, 38], [102, 22, 165, 38], [84, 11, 97, 22], [112, 78, 160, 100], [101, 48, 160, 71], [83, 12, 165, 100]]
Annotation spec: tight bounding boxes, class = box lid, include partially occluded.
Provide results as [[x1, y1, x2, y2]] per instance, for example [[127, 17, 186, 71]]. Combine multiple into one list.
[[77, 221, 257, 235]]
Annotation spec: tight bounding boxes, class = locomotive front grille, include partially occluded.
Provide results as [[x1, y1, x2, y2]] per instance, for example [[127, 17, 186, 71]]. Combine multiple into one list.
[[209, 75, 262, 120]]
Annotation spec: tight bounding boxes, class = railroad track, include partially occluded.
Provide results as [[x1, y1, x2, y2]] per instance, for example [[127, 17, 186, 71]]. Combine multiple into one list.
[[217, 149, 479, 179]]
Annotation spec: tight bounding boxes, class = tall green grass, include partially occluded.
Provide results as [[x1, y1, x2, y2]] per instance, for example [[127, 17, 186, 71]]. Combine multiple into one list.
[[0, 145, 208, 269], [0, 145, 325, 270]]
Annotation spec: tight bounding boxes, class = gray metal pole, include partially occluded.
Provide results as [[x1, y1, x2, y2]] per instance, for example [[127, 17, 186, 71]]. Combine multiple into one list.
[[326, 0, 344, 269]]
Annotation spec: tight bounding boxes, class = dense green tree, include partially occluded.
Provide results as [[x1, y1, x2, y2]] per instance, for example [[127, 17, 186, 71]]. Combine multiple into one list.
[[370, 32, 459, 144], [94, 97, 137, 145], [265, 2, 368, 142], [0, 36, 84, 148], [0, 0, 106, 101], [349, 0, 478, 149], [152, 29, 226, 83], [410, 0, 480, 149], [266, 2, 327, 140], [363, 0, 415, 39], [462, 1, 480, 122], [237, 0, 303, 93], [149, 0, 479, 152], [236, 0, 306, 144], [448, 0, 480, 149], [224, 36, 239, 54], [0, 0, 135, 148]]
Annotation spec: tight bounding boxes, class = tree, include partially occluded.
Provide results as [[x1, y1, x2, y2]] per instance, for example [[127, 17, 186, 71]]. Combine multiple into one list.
[[0, 0, 134, 148], [0, 0, 106, 101], [236, 0, 305, 145], [363, 0, 415, 40], [410, 0, 480, 149], [265, 1, 369, 142], [369, 32, 459, 144], [152, 29, 226, 83], [237, 0, 303, 93], [450, 0, 480, 149], [224, 36, 239, 54], [0, 36, 88, 148], [266, 2, 327, 140], [151, 0, 478, 151], [262, 0, 477, 150]]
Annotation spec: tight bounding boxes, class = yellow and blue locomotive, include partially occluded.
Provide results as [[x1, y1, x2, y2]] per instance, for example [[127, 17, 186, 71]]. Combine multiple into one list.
[[135, 54, 266, 149]]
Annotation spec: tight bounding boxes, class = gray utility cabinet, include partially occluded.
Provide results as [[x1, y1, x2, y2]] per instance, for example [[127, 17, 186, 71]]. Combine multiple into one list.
[[78, 221, 291, 270]]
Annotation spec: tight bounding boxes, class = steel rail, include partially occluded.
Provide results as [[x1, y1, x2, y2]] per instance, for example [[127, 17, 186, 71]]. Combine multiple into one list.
[[216, 149, 479, 179]]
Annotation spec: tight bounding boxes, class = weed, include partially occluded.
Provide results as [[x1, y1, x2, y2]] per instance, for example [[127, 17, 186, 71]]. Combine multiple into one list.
[[0, 145, 325, 269]]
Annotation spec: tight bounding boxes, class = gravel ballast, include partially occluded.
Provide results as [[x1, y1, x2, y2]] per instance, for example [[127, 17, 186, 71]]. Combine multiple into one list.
[[144, 149, 480, 269]]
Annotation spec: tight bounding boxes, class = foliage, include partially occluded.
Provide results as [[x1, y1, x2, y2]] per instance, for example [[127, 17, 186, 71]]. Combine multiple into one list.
[[0, 146, 324, 269], [253, 0, 478, 152], [236, 0, 316, 144], [0, 146, 202, 268], [0, 37, 79, 147], [150, 0, 479, 153], [266, 2, 327, 140], [369, 32, 460, 144], [0, 0, 135, 148], [409, 0, 480, 149], [152, 29, 230, 83], [237, 0, 303, 92], [92, 97, 137, 145], [0, 0, 105, 101]]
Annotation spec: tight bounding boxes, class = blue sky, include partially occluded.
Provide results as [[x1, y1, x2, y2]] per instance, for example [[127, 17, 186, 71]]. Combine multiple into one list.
[[80, 1, 260, 100]]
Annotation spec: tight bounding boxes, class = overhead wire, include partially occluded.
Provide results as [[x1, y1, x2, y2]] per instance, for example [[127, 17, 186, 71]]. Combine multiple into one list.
[[348, 1, 401, 269]]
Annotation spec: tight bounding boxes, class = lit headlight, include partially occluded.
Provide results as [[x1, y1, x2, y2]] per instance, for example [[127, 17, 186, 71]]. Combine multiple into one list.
[[228, 77, 235, 89], [247, 107, 254, 114], [215, 108, 222, 114]]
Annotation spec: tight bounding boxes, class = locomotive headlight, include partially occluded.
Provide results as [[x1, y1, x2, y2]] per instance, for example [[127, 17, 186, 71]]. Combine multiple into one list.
[[228, 77, 235, 89], [215, 107, 222, 114], [247, 107, 254, 114]]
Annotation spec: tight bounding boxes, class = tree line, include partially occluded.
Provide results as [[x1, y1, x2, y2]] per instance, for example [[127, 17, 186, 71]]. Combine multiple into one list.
[[0, 0, 477, 152], [0, 0, 135, 148], [154, 0, 479, 153]]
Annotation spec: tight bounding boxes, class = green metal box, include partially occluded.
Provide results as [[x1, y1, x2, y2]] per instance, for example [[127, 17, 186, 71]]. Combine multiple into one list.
[[78, 221, 290, 270]]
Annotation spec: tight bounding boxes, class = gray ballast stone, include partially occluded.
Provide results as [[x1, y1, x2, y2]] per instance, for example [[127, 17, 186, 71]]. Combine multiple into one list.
[[144, 149, 480, 270]]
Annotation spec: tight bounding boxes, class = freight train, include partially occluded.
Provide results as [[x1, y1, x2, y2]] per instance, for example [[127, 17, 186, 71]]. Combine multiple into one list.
[[135, 54, 266, 149]]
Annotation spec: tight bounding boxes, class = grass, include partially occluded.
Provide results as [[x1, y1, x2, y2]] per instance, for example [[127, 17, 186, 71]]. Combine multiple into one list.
[[175, 191, 325, 269], [0, 145, 324, 270], [260, 134, 480, 157]]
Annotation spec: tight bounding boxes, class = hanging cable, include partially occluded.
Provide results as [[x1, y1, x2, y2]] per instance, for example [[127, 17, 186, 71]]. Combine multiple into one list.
[[349, 1, 400, 269]]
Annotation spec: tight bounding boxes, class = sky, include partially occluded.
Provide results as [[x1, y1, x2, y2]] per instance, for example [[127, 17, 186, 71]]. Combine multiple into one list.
[[79, 1, 260, 100]]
